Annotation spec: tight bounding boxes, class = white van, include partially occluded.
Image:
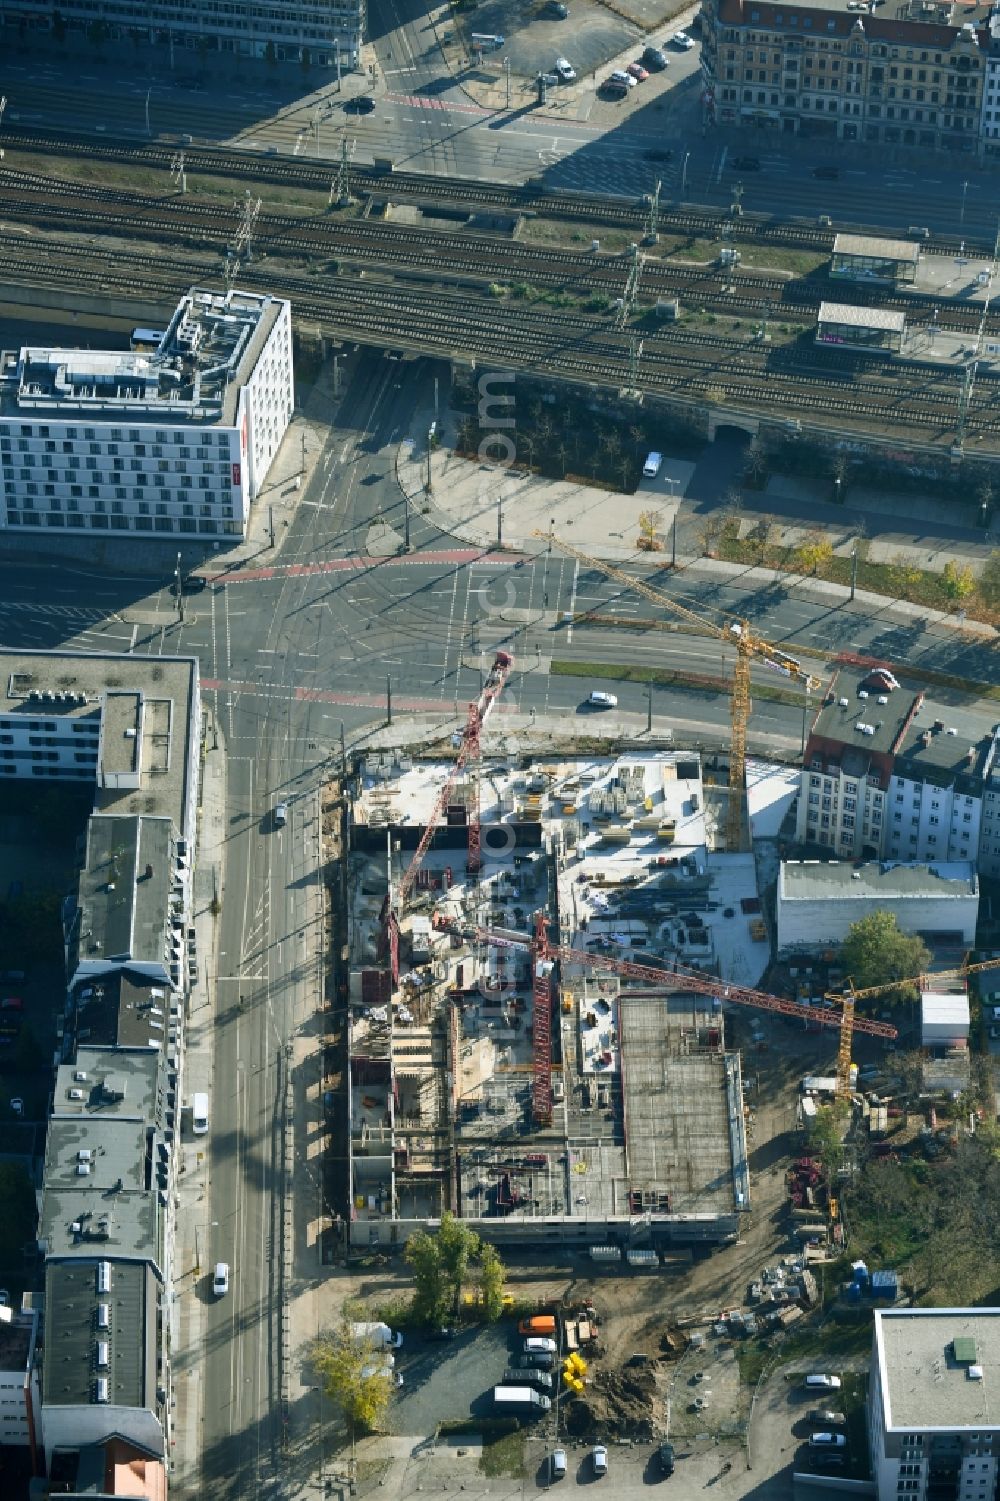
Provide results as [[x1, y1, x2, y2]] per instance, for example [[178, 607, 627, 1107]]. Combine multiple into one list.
[[588, 691, 618, 709], [192, 1093, 209, 1135]]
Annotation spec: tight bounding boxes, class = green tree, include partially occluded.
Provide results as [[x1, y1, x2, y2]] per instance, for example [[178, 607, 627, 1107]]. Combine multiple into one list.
[[314, 1326, 393, 1432], [808, 1101, 849, 1181], [404, 1225, 450, 1326], [796, 535, 833, 575], [437, 1210, 480, 1308], [839, 911, 930, 1001], [477, 1243, 506, 1322], [980, 550, 1000, 610], [942, 559, 974, 603]]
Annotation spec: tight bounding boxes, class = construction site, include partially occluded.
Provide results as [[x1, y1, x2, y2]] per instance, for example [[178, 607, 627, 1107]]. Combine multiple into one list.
[[340, 627, 896, 1257]]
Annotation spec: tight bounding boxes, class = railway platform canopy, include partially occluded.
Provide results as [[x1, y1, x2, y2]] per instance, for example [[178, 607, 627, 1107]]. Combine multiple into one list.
[[816, 302, 905, 352], [831, 233, 921, 285]]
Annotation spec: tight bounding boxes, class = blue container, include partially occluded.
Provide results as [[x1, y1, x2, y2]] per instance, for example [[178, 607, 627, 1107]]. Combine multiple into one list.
[[871, 1269, 898, 1300], [845, 1282, 862, 1303], [852, 1260, 869, 1287]]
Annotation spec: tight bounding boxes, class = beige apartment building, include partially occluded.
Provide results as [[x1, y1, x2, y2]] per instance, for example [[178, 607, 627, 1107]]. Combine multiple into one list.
[[700, 0, 988, 150]]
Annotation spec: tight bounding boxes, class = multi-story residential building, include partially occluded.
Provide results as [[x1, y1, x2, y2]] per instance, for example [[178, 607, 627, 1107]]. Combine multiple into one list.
[[870, 1308, 1000, 1501], [981, 8, 1000, 154], [0, 650, 201, 1484], [700, 0, 988, 150], [795, 666, 1000, 878], [0, 0, 363, 69], [0, 287, 293, 542]]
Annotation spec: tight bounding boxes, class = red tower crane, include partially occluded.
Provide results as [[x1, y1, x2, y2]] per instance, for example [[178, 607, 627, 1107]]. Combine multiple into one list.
[[382, 651, 513, 982], [462, 917, 898, 1124]]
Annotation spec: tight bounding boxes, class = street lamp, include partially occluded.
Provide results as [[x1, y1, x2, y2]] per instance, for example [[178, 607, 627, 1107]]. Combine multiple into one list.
[[145, 87, 152, 138], [174, 551, 185, 622], [681, 150, 690, 196], [960, 180, 970, 233]]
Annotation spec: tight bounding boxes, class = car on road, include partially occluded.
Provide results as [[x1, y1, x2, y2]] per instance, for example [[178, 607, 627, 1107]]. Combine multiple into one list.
[[804, 1373, 842, 1390], [551, 1449, 567, 1479], [554, 57, 576, 81], [345, 95, 375, 113], [274, 801, 288, 828], [170, 573, 208, 596], [732, 155, 760, 170], [808, 1409, 847, 1426], [593, 1445, 609, 1477], [658, 1440, 675, 1475], [809, 1432, 847, 1449], [812, 164, 840, 179], [643, 450, 663, 476], [643, 45, 669, 69], [627, 62, 650, 81], [587, 691, 618, 709], [672, 30, 695, 48], [213, 1262, 230, 1297]]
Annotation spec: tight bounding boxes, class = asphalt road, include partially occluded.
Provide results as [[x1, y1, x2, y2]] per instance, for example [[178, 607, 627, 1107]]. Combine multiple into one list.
[[0, 351, 997, 1492], [3, 32, 999, 240]]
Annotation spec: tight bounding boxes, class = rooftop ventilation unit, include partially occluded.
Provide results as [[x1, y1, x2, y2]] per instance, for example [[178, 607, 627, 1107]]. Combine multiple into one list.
[[969, 1365, 985, 1381], [838, 697, 849, 708], [68, 1089, 84, 1102], [97, 1341, 109, 1369], [75, 1072, 88, 1083], [97, 1303, 110, 1330], [858, 689, 869, 700], [97, 1261, 111, 1294], [95, 1377, 109, 1404], [77, 1162, 92, 1176], [77, 1150, 92, 1164]]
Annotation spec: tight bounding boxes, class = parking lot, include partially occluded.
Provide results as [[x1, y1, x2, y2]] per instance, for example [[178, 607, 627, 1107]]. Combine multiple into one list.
[[391, 1323, 514, 1434]]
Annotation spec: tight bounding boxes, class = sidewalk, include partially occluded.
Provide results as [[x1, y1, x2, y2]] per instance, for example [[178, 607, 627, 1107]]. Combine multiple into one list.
[[399, 431, 996, 644], [169, 705, 226, 1494]]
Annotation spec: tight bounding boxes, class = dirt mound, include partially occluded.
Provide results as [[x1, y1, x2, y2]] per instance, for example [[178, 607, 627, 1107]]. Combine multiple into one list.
[[562, 1363, 662, 1441]]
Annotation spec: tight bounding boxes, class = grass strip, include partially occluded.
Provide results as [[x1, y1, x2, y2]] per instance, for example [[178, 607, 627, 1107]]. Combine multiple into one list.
[[550, 657, 808, 707]]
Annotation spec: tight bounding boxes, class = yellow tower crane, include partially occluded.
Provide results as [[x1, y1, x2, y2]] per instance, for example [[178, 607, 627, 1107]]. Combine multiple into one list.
[[538, 529, 819, 850], [826, 956, 1000, 1099]]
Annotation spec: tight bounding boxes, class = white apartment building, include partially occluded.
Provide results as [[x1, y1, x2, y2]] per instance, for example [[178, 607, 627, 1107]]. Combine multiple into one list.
[[0, 288, 293, 542], [0, 0, 363, 69], [870, 1309, 1000, 1501], [0, 1307, 42, 1458], [797, 667, 1000, 879], [981, 9, 1000, 156]]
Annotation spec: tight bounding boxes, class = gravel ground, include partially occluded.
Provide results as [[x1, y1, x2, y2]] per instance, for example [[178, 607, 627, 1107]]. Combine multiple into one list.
[[391, 1323, 520, 1435]]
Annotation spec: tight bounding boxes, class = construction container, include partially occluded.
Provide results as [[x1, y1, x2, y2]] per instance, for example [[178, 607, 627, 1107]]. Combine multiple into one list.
[[626, 1249, 659, 1268], [871, 1269, 898, 1300], [589, 1245, 623, 1264]]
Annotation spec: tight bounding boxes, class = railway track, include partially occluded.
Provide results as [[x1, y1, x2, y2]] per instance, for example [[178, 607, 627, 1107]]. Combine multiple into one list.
[[0, 168, 995, 346], [2, 229, 997, 448], [3, 126, 994, 258]]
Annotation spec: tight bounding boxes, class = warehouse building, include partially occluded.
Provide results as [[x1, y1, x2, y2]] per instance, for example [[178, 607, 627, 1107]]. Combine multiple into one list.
[[816, 302, 906, 352], [0, 0, 363, 69], [0, 287, 293, 542], [870, 1308, 1000, 1501], [796, 666, 1000, 879], [776, 859, 979, 953], [830, 235, 921, 286]]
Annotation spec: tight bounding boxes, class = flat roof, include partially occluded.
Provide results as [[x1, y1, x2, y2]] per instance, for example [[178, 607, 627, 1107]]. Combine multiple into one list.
[[876, 1309, 1000, 1431], [77, 816, 173, 969], [42, 1259, 156, 1411], [834, 234, 922, 264], [2, 287, 286, 429], [781, 859, 978, 901], [70, 972, 180, 1052], [621, 994, 747, 1215], [921, 991, 970, 1024], [53, 1048, 164, 1124], [0, 650, 198, 830], [818, 302, 906, 332], [42, 1115, 147, 1195]]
